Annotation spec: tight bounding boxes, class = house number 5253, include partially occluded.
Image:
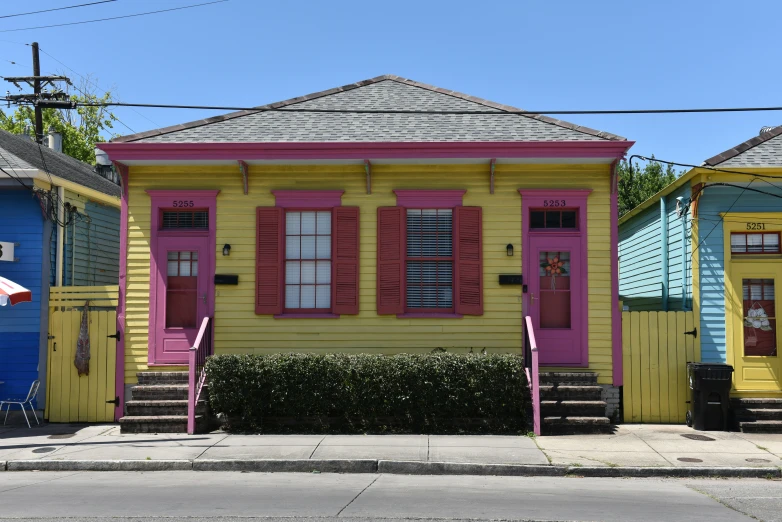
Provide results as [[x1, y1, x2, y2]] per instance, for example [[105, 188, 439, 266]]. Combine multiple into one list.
[[543, 200, 566, 207]]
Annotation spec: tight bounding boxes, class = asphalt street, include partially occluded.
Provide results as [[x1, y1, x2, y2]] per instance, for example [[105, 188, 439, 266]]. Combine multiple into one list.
[[0, 471, 778, 521]]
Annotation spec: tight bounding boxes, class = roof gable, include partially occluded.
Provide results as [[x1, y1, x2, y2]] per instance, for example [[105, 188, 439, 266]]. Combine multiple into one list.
[[114, 75, 626, 144], [0, 130, 121, 197], [704, 125, 782, 167]]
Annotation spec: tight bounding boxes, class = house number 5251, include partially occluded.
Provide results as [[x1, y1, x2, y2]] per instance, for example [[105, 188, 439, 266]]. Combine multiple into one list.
[[746, 222, 766, 230]]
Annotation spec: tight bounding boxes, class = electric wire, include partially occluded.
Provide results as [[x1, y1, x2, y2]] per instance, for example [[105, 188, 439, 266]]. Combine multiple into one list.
[[0, 0, 229, 32], [690, 179, 755, 262], [0, 1, 117, 19]]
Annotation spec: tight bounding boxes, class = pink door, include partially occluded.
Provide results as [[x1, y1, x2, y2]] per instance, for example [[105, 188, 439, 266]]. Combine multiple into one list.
[[528, 235, 584, 365], [153, 236, 210, 364]]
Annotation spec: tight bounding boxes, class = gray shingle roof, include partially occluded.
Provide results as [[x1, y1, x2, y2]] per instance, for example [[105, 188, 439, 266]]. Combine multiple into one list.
[[0, 130, 121, 197], [114, 75, 626, 144], [704, 125, 782, 167]]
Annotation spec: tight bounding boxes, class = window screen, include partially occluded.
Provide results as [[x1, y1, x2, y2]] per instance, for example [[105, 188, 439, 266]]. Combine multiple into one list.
[[162, 210, 208, 230]]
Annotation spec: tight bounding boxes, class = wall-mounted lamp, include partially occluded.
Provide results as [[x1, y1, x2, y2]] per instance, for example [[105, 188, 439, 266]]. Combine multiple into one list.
[[222, 244, 231, 256], [506, 244, 514, 257]]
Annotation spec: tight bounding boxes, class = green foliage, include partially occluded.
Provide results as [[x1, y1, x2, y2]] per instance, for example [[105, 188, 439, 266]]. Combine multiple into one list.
[[0, 86, 117, 164], [206, 352, 530, 434], [617, 159, 679, 217]]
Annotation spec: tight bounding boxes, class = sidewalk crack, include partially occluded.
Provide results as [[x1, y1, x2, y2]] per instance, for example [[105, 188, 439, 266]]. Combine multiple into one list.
[[427, 435, 430, 462], [632, 431, 675, 466], [193, 433, 229, 461], [336, 474, 381, 517], [309, 435, 326, 459]]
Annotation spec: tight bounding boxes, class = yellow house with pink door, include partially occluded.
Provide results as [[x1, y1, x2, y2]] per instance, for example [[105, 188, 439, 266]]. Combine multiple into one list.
[[98, 75, 633, 434]]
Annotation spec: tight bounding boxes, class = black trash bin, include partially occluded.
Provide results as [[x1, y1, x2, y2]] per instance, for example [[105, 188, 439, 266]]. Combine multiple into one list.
[[686, 363, 734, 431]]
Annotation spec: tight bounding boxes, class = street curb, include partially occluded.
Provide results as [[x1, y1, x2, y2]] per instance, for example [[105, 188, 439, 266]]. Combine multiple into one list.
[[379, 461, 566, 476], [6, 460, 192, 472], [2, 459, 780, 478], [193, 459, 378, 473]]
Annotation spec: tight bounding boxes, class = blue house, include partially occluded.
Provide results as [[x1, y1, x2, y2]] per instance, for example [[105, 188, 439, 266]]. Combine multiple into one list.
[[0, 129, 120, 412], [619, 125, 782, 431]]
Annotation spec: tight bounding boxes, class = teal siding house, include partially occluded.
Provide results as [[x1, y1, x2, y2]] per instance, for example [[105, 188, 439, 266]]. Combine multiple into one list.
[[0, 129, 120, 412], [619, 125, 782, 430]]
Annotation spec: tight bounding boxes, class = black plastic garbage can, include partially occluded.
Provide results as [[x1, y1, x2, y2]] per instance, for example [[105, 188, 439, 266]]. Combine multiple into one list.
[[686, 363, 734, 431]]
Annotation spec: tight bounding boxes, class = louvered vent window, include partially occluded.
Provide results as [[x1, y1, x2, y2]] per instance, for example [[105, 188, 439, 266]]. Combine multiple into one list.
[[162, 210, 209, 230], [406, 209, 453, 310]]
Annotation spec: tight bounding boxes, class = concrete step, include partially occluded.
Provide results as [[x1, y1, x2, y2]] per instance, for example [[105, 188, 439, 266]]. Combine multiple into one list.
[[731, 398, 782, 409], [738, 420, 782, 434], [542, 416, 612, 435], [119, 415, 205, 434], [125, 400, 206, 417], [539, 372, 598, 386], [137, 371, 189, 385], [540, 400, 606, 417], [735, 408, 782, 421], [539, 385, 602, 401], [130, 385, 188, 401]]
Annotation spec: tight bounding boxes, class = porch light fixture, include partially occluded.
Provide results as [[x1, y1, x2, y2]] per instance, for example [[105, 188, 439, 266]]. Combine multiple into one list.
[[506, 244, 514, 256], [222, 244, 231, 256]]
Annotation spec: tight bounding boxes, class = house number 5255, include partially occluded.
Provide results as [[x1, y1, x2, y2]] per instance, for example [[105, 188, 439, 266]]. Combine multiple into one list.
[[172, 200, 194, 208]]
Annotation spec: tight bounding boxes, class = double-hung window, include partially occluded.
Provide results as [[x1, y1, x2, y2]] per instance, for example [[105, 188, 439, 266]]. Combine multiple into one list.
[[255, 191, 359, 317], [377, 190, 483, 317]]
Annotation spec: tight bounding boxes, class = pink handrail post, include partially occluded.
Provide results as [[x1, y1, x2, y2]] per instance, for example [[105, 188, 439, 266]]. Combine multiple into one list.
[[188, 316, 212, 435], [524, 316, 541, 436]]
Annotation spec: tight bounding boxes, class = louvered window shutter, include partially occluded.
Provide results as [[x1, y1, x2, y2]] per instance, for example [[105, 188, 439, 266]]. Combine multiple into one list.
[[332, 207, 360, 315], [376, 206, 405, 315], [255, 207, 284, 315], [454, 206, 483, 315]]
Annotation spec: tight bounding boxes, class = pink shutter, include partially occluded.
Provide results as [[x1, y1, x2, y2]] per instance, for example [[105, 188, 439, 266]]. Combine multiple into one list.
[[255, 207, 284, 315], [376, 206, 405, 315], [454, 206, 483, 315], [332, 207, 360, 315]]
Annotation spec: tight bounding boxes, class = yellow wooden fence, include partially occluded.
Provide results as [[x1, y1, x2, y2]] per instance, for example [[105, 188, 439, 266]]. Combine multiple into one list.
[[46, 286, 118, 423], [622, 310, 700, 423]]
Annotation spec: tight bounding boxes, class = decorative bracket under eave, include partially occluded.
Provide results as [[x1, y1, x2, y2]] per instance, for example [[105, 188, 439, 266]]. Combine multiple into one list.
[[489, 158, 496, 195], [610, 160, 619, 195], [364, 159, 371, 194], [238, 160, 249, 195]]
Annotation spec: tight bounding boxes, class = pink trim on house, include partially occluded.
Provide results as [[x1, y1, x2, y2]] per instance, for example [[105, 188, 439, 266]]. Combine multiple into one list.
[[114, 162, 129, 421], [393, 189, 466, 208], [146, 190, 219, 365], [397, 313, 464, 319], [272, 190, 344, 208], [519, 189, 592, 367], [273, 313, 339, 319], [98, 141, 634, 162], [610, 161, 623, 386]]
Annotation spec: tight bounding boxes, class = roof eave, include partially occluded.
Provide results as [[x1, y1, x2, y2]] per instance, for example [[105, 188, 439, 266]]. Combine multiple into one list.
[[618, 169, 699, 225], [99, 140, 634, 163]]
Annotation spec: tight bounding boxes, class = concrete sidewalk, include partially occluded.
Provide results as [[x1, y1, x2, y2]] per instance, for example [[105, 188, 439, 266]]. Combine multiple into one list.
[[0, 421, 781, 476]]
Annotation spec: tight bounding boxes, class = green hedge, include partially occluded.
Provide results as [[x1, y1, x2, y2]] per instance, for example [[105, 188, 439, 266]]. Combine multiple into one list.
[[206, 352, 529, 434]]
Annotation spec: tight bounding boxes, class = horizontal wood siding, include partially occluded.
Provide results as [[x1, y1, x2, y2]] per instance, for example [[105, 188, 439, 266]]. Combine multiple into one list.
[[666, 183, 692, 311], [0, 189, 45, 401], [125, 164, 615, 384], [619, 204, 663, 310], [696, 182, 782, 363], [60, 190, 120, 286]]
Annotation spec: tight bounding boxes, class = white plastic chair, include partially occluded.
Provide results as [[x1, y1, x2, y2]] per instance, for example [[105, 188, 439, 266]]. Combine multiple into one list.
[[0, 380, 40, 428]]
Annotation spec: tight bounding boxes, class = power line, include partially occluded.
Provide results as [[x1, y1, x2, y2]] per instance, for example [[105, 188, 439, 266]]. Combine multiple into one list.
[[691, 179, 755, 262], [17, 99, 782, 116], [629, 155, 782, 180], [0, 0, 229, 32], [0, 1, 117, 19]]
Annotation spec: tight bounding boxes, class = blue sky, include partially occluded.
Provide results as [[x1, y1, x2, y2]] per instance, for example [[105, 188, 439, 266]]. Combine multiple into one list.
[[0, 0, 779, 167]]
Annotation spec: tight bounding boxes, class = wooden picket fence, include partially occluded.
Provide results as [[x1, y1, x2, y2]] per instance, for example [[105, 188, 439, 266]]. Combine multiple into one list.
[[622, 310, 700, 424], [45, 286, 118, 423]]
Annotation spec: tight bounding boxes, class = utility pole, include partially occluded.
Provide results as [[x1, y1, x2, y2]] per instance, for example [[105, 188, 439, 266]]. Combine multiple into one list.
[[31, 42, 43, 143], [3, 43, 72, 141]]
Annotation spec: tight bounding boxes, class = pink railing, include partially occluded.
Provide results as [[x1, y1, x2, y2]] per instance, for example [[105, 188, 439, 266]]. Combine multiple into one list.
[[188, 316, 212, 435], [523, 316, 541, 436]]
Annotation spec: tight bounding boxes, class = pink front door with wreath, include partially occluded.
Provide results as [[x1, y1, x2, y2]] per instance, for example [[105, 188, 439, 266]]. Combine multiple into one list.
[[521, 190, 590, 366]]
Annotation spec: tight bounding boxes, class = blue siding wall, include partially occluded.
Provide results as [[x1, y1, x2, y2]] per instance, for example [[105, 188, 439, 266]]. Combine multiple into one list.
[[619, 180, 692, 311], [0, 189, 44, 401], [697, 183, 782, 363], [666, 183, 693, 311], [619, 204, 663, 310]]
